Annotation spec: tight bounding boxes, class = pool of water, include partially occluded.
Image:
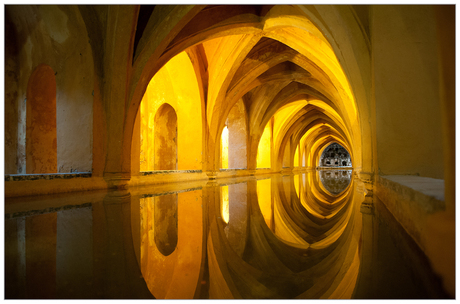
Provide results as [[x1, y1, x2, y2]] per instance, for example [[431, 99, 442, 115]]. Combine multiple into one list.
[[5, 170, 442, 299]]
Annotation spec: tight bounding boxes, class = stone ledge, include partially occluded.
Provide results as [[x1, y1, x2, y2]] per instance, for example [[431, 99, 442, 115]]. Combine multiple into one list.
[[140, 170, 202, 175], [375, 174, 453, 297], [380, 175, 444, 201], [5, 172, 92, 182], [377, 175, 445, 213], [375, 174, 446, 256], [129, 171, 208, 187], [5, 177, 108, 198]]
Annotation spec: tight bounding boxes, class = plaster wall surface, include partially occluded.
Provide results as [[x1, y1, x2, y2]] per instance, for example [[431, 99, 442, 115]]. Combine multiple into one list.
[[5, 6, 94, 174], [227, 100, 248, 169], [257, 124, 271, 168], [372, 5, 444, 179], [53, 6, 94, 173], [5, 16, 19, 174]]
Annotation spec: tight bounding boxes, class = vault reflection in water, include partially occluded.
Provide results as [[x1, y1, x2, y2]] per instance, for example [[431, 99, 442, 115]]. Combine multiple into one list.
[[139, 171, 362, 299]]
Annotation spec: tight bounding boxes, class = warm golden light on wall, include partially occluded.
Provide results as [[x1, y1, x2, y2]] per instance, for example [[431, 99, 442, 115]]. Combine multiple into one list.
[[257, 124, 271, 168], [294, 145, 299, 167], [221, 126, 229, 169], [140, 51, 202, 172]]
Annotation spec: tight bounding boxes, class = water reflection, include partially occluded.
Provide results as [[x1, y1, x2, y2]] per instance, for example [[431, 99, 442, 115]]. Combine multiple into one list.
[[5, 171, 365, 299], [319, 170, 352, 195], [138, 171, 362, 299], [139, 191, 203, 299]]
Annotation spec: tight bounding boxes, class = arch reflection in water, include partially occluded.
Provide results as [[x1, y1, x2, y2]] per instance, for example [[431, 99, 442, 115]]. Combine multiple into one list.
[[139, 172, 363, 299], [140, 190, 203, 299], [319, 170, 353, 195], [154, 194, 178, 256]]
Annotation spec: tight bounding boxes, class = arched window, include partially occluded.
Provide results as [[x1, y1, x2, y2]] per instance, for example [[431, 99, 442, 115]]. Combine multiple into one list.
[[319, 143, 352, 168], [26, 64, 57, 173], [154, 103, 177, 170]]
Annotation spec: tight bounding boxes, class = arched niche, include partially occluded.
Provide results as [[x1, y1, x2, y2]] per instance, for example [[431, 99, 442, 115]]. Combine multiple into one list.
[[154, 103, 178, 170], [26, 64, 57, 174]]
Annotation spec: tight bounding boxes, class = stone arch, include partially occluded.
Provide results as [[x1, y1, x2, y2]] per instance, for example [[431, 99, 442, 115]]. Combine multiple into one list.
[[26, 64, 57, 174], [123, 5, 370, 176]]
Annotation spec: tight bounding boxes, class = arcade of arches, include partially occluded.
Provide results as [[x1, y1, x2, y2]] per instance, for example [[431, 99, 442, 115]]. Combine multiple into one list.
[[4, 5, 455, 299]]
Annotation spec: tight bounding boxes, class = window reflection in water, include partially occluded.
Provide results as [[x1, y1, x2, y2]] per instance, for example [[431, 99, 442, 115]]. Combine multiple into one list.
[[221, 185, 229, 224], [319, 170, 353, 195]]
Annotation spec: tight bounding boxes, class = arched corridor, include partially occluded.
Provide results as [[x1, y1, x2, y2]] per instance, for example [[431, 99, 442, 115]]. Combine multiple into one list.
[[4, 4, 455, 299]]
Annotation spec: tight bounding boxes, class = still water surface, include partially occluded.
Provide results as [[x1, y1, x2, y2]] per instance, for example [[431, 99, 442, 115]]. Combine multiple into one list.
[[6, 170, 365, 299]]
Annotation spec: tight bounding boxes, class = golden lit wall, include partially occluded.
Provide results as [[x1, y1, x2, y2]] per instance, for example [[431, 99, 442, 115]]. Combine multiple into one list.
[[221, 127, 229, 169], [140, 51, 202, 171], [372, 5, 444, 179], [256, 124, 272, 169]]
